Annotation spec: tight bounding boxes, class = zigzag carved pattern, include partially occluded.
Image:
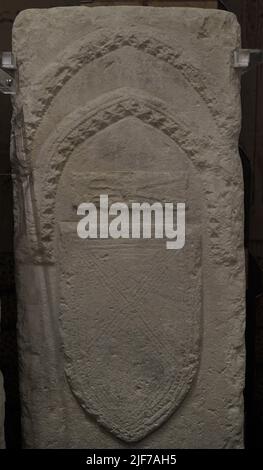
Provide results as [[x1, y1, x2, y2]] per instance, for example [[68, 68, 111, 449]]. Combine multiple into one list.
[[26, 28, 224, 151], [37, 89, 209, 262]]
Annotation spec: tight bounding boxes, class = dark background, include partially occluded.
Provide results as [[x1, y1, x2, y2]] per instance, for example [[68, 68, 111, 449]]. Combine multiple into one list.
[[0, 0, 262, 449]]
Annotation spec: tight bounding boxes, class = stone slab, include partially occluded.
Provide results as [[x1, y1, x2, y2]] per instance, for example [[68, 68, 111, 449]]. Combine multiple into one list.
[[12, 6, 245, 448]]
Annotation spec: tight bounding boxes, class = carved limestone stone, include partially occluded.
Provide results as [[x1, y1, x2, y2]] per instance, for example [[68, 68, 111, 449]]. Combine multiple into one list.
[[12, 7, 245, 448]]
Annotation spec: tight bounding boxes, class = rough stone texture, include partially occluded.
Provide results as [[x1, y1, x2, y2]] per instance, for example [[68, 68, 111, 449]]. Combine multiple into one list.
[[11, 7, 245, 448]]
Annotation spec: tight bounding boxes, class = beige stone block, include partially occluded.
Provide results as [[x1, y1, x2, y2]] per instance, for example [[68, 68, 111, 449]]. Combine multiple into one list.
[[12, 7, 245, 448]]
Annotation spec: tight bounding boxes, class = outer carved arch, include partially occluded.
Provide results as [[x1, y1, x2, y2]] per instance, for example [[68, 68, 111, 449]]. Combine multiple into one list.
[[28, 27, 225, 151]]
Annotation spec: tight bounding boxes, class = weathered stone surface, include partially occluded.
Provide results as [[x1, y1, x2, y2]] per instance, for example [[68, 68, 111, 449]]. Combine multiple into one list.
[[0, 371, 5, 449], [12, 7, 245, 448]]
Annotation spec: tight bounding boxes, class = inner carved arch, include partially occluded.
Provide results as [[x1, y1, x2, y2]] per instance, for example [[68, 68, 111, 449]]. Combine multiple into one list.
[[38, 88, 206, 261]]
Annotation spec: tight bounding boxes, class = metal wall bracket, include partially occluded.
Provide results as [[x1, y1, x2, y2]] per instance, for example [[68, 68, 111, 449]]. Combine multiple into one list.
[[0, 52, 16, 95], [234, 49, 263, 72]]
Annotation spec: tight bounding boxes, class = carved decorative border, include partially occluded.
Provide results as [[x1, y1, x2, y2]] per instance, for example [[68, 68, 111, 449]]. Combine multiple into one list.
[[34, 89, 208, 261], [24, 28, 228, 151]]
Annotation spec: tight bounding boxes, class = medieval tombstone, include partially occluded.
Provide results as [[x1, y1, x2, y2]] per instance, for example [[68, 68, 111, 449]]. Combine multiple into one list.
[[11, 7, 245, 448]]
